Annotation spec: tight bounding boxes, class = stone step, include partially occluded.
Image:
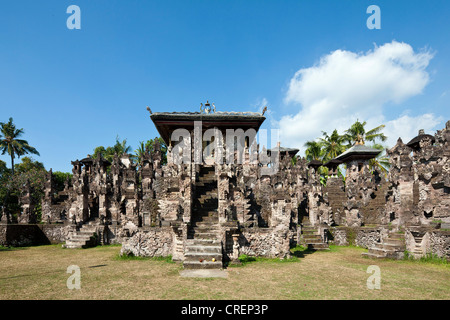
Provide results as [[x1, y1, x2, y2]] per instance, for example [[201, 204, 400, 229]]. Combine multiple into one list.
[[64, 241, 89, 249], [183, 260, 223, 270], [193, 210, 218, 217], [303, 234, 322, 240], [185, 244, 222, 253], [184, 252, 223, 261], [198, 176, 215, 181], [191, 221, 219, 227], [79, 229, 97, 234], [387, 233, 405, 240], [188, 230, 219, 238], [362, 252, 386, 259], [70, 235, 93, 241], [189, 232, 219, 239], [195, 203, 218, 209], [187, 239, 221, 246], [190, 225, 220, 232], [197, 195, 218, 202], [384, 238, 405, 246], [381, 242, 405, 251], [196, 178, 216, 184], [192, 215, 219, 221], [195, 182, 217, 187], [368, 247, 390, 256], [65, 227, 97, 249], [307, 243, 330, 250], [199, 170, 215, 176]]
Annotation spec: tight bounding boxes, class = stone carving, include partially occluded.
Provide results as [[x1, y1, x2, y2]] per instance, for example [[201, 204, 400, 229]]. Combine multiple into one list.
[[11, 110, 448, 262]]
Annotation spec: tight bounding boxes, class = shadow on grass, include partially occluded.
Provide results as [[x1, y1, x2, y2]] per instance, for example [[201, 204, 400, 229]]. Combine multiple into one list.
[[226, 245, 318, 268], [291, 245, 317, 258], [115, 253, 175, 264], [0, 245, 28, 252]]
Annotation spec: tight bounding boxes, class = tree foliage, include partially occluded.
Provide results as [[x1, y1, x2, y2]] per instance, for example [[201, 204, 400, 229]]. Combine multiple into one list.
[[344, 120, 387, 147], [319, 129, 347, 162], [0, 117, 40, 174], [304, 140, 323, 161], [303, 120, 389, 185], [0, 157, 47, 222], [92, 136, 132, 163], [135, 137, 167, 165], [52, 171, 73, 193]]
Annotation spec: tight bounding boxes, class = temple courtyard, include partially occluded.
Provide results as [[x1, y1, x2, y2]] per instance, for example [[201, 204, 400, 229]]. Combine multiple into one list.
[[0, 244, 448, 300]]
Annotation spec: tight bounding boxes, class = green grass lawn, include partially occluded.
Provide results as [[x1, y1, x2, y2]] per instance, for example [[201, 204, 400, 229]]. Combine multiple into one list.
[[0, 244, 448, 300]]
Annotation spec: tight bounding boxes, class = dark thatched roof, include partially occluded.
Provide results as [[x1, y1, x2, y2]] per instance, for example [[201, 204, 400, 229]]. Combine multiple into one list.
[[334, 144, 381, 162], [406, 134, 435, 150]]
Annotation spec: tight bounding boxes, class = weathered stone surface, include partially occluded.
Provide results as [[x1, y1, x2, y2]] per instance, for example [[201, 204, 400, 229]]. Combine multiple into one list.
[[120, 227, 173, 257], [9, 112, 449, 261]]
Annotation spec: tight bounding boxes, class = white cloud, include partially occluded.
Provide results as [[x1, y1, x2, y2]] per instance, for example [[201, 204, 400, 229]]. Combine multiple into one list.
[[277, 41, 439, 152], [384, 113, 443, 147]]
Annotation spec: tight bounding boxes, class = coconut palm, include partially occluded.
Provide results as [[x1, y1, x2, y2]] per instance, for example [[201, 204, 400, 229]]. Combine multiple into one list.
[[319, 129, 347, 162], [143, 137, 167, 165], [93, 136, 132, 163], [304, 140, 323, 161], [344, 120, 387, 146], [0, 118, 40, 175], [134, 141, 146, 164], [368, 143, 390, 177]]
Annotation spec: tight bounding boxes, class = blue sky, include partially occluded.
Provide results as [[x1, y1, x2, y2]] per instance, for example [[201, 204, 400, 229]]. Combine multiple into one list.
[[0, 0, 449, 172]]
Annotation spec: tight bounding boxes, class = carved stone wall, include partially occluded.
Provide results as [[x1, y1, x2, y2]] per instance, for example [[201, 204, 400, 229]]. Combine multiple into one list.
[[120, 227, 173, 257], [328, 226, 387, 248]]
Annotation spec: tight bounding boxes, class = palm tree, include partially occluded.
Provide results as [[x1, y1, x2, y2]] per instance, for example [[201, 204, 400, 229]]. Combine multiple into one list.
[[93, 136, 132, 163], [304, 140, 323, 161], [134, 141, 146, 164], [344, 120, 387, 146], [143, 137, 167, 165], [319, 129, 347, 162], [113, 136, 132, 155], [368, 143, 390, 177], [0, 118, 40, 175]]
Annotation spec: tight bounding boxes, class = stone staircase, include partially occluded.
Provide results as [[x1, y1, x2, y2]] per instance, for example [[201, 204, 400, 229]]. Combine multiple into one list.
[[362, 232, 405, 259], [64, 222, 99, 249], [409, 232, 425, 259], [183, 166, 223, 269], [300, 221, 329, 250]]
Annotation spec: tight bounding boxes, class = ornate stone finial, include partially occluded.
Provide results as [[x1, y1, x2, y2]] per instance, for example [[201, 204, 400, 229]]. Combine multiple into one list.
[[200, 100, 215, 114], [262, 106, 267, 115], [146, 106, 152, 115], [418, 129, 425, 135], [354, 135, 365, 145]]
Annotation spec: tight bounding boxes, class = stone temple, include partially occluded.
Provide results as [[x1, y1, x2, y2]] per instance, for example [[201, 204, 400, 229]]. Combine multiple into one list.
[[1, 102, 449, 267]]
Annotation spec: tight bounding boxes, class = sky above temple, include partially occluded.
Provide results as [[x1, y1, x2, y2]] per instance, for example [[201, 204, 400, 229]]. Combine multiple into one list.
[[0, 0, 449, 172]]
